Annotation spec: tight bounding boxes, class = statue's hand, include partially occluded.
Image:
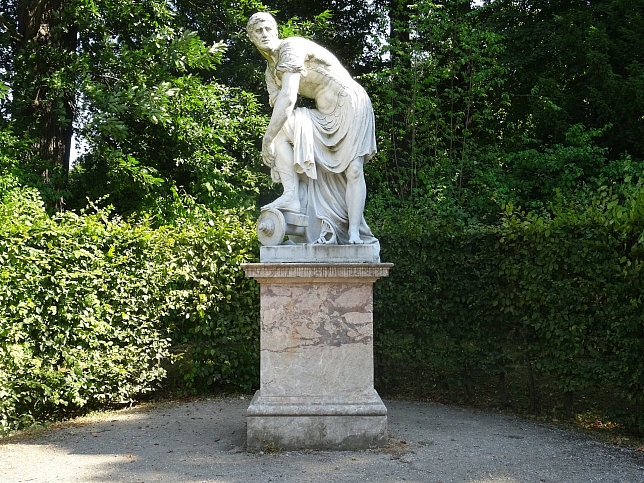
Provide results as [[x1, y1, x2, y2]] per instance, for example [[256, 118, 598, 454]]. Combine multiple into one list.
[[262, 134, 276, 166]]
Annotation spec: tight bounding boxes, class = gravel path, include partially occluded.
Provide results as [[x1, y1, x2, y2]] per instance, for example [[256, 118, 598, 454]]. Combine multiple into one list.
[[1, 397, 642, 482]]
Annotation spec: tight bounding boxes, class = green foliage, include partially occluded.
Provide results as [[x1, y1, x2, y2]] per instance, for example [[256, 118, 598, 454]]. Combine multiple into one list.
[[371, 204, 500, 400], [496, 183, 644, 424], [0, 187, 259, 434], [0, 126, 69, 209], [0, 128, 30, 191], [155, 197, 260, 393], [65, 1, 269, 214], [492, 124, 611, 212], [70, 77, 268, 215], [481, 0, 644, 160], [1, 0, 269, 214], [366, 1, 508, 214]]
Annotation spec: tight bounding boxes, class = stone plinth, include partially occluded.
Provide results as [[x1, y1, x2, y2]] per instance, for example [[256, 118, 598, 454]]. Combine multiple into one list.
[[242, 262, 392, 451], [260, 243, 380, 263]]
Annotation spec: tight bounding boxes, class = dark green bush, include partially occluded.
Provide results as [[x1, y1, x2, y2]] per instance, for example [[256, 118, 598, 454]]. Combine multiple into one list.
[[371, 203, 501, 401], [372, 178, 644, 430], [497, 182, 644, 426]]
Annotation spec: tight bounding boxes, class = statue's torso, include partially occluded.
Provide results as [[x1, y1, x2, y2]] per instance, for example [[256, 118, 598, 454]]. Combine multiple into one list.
[[267, 37, 357, 114]]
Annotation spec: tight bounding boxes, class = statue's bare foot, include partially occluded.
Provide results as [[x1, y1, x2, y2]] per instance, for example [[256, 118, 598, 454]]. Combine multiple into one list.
[[315, 220, 337, 244], [262, 195, 300, 213], [348, 231, 364, 244]]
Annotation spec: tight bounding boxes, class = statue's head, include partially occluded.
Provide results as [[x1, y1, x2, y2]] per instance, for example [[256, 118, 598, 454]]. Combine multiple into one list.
[[247, 12, 280, 52]]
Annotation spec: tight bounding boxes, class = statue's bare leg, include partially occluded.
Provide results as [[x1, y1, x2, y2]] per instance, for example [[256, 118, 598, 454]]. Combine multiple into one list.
[[345, 156, 366, 244], [262, 132, 300, 212]]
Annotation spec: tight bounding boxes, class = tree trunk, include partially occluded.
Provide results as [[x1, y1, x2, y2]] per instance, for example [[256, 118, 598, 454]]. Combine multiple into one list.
[[526, 356, 538, 412], [563, 390, 574, 418], [388, 0, 413, 198], [461, 363, 473, 403], [16, 0, 76, 206], [498, 371, 510, 407]]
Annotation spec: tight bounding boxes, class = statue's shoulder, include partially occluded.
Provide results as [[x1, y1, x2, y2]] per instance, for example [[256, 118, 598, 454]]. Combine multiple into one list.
[[277, 37, 311, 57], [276, 37, 311, 74], [279, 36, 309, 48], [279, 37, 339, 70]]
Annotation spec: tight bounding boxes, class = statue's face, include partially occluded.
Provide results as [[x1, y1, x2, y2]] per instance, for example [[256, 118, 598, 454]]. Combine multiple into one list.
[[248, 20, 280, 52]]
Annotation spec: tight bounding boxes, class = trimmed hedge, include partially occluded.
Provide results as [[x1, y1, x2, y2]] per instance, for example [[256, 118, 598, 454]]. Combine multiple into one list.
[[0, 186, 258, 434], [372, 182, 644, 430], [3, 177, 642, 433]]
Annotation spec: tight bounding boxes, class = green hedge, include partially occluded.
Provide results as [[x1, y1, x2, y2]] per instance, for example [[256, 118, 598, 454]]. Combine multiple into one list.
[[3, 176, 642, 433], [372, 182, 644, 430], [0, 186, 258, 434]]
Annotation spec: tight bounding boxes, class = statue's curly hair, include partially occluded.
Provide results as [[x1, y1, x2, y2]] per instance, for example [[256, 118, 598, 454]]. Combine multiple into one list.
[[246, 12, 278, 35]]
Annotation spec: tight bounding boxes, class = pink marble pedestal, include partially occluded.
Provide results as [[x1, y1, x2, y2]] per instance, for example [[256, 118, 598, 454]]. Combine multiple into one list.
[[242, 262, 392, 450]]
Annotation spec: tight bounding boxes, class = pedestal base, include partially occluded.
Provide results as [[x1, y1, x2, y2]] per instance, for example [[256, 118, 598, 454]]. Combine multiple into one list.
[[242, 261, 392, 451], [246, 390, 387, 450]]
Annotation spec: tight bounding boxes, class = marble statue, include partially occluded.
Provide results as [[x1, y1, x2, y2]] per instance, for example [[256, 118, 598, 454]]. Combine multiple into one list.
[[247, 12, 378, 246]]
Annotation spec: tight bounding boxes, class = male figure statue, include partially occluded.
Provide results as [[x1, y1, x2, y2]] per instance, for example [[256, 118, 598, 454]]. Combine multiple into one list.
[[247, 12, 378, 245]]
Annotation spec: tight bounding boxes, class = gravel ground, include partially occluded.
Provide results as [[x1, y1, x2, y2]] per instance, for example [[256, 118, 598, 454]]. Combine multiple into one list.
[[1, 397, 643, 482]]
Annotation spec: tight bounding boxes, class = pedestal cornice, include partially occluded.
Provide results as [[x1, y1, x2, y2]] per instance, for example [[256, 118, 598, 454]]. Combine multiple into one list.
[[242, 262, 393, 283]]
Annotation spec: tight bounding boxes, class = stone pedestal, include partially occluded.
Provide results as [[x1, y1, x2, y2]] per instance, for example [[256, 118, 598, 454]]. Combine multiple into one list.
[[242, 260, 392, 451]]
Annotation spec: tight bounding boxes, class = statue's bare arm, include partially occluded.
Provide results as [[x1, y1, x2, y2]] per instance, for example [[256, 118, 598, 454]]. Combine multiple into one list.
[[262, 72, 300, 164]]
